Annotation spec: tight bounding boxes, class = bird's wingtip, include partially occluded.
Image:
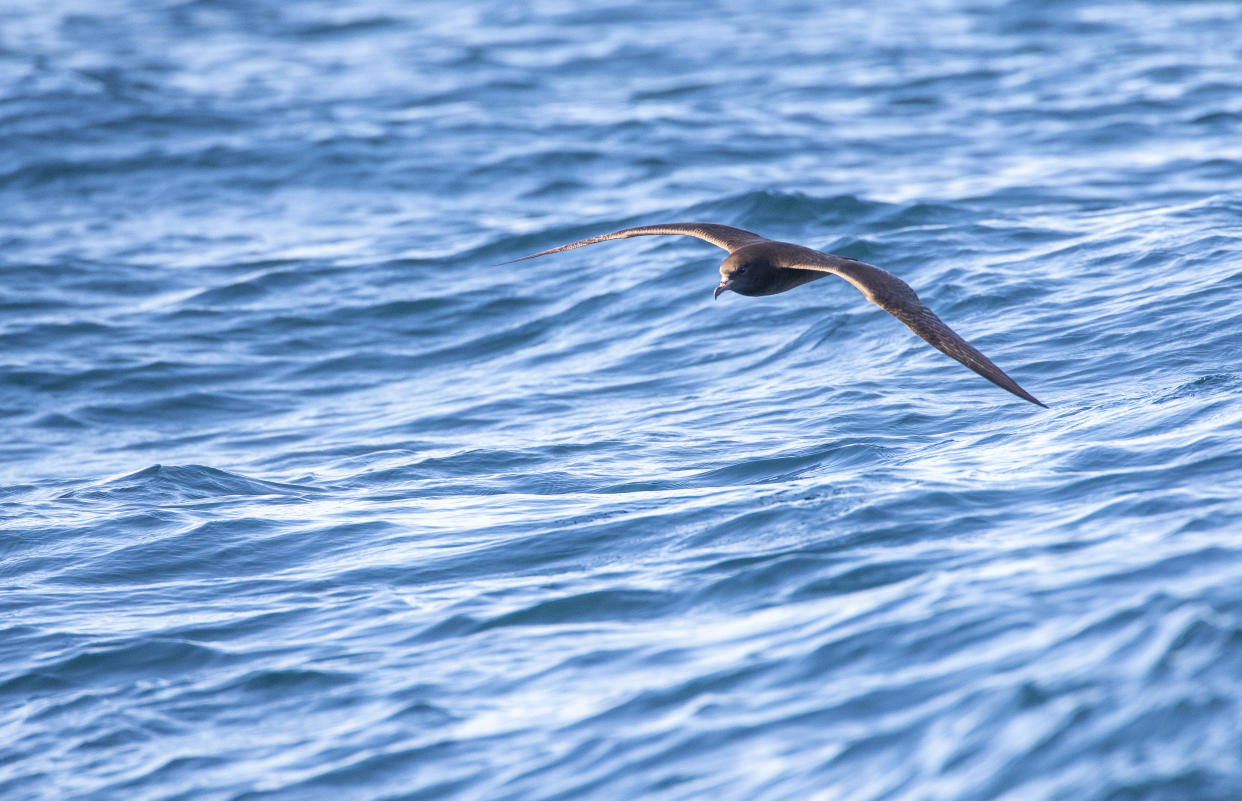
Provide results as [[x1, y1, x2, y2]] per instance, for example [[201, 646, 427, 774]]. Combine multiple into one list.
[[1017, 390, 1049, 409]]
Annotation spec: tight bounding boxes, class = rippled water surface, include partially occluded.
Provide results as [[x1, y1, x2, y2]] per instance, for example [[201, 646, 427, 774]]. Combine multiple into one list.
[[4, 1, 1242, 799]]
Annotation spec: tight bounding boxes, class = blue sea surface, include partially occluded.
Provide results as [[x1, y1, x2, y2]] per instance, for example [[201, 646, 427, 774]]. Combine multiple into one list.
[[4, 1, 1242, 799]]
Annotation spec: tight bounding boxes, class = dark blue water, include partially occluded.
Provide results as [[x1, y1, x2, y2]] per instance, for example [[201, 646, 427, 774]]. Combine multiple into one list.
[[4, 2, 1242, 799]]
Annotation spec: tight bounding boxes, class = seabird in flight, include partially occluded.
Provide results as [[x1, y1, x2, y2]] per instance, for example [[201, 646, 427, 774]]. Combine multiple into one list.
[[506, 223, 1046, 407]]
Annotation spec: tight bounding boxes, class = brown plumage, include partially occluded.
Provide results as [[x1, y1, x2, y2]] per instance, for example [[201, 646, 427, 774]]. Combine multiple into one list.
[[506, 223, 1046, 407]]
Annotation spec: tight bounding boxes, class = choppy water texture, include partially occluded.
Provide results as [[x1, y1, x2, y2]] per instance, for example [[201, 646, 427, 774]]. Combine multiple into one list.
[[4, 1, 1242, 799]]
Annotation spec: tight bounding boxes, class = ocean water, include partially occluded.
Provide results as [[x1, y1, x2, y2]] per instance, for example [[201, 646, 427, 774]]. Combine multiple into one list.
[[4, 1, 1242, 799]]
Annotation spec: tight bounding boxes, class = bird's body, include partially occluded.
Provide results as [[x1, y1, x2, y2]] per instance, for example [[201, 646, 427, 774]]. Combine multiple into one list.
[[506, 223, 1045, 407]]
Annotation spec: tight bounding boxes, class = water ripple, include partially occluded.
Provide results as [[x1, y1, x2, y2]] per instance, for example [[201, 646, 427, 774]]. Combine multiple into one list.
[[5, 1, 1242, 800]]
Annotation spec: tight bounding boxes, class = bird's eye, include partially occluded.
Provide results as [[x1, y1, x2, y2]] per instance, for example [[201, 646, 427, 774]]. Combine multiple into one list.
[[736, 265, 747, 274]]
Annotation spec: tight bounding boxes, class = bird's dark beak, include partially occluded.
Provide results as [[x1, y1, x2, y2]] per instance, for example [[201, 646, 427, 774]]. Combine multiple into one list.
[[713, 279, 733, 300]]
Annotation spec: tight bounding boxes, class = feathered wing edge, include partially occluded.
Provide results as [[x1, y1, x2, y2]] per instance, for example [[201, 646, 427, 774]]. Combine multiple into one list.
[[885, 303, 1047, 407], [502, 223, 767, 263], [788, 251, 1047, 408]]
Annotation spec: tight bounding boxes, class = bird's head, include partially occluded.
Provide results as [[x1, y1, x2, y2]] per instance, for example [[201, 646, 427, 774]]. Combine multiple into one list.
[[714, 252, 775, 299]]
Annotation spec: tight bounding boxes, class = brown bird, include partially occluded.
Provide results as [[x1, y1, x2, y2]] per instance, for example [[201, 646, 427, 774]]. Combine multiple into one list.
[[506, 223, 1046, 407]]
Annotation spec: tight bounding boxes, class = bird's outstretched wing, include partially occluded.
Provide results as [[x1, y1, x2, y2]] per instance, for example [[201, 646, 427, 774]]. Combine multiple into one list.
[[786, 248, 1047, 408], [503, 223, 767, 263]]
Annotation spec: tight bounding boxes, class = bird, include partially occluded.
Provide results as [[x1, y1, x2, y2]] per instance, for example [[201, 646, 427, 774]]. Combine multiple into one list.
[[505, 222, 1046, 407]]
